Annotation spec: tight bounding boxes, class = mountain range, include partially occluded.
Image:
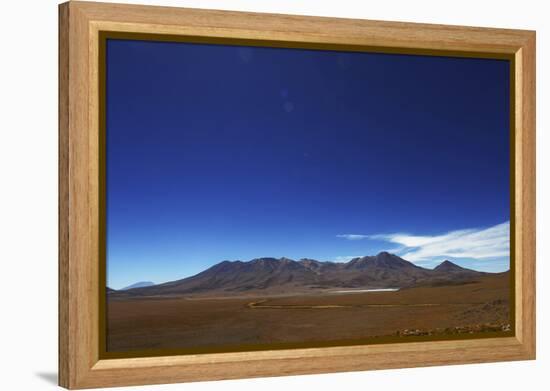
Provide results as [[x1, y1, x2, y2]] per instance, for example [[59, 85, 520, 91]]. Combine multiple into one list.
[[109, 252, 505, 298]]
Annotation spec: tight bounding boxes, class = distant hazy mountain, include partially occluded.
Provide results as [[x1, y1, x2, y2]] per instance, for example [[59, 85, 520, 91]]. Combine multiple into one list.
[[121, 281, 155, 290], [110, 252, 502, 298]]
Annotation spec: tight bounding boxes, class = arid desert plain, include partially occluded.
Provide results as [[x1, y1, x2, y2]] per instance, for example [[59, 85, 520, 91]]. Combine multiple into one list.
[[107, 253, 511, 352]]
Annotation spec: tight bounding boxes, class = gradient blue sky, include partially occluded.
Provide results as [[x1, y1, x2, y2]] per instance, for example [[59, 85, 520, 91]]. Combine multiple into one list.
[[106, 39, 510, 289]]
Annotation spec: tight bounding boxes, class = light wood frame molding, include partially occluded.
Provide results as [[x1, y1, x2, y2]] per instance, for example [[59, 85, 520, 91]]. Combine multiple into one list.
[[59, 1, 536, 389]]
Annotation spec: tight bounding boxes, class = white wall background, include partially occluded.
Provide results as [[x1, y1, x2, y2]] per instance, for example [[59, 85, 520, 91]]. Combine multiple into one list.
[[0, 0, 546, 389]]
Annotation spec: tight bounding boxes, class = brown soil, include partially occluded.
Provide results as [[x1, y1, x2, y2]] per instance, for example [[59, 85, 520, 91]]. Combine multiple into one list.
[[106, 272, 511, 352]]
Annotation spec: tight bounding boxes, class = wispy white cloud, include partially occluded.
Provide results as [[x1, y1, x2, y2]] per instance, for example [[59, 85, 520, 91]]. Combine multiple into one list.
[[371, 221, 509, 262], [336, 234, 369, 241]]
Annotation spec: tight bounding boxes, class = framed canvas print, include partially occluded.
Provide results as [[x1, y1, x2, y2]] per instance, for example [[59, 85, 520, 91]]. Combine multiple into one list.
[[58, 1, 536, 389]]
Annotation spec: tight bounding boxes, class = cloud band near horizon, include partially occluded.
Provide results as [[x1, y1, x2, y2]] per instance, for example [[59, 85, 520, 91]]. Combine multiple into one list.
[[337, 221, 509, 263]]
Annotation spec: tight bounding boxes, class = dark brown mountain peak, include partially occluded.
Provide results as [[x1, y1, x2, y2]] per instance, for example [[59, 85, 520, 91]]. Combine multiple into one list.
[[374, 252, 420, 268], [244, 257, 308, 274], [347, 252, 418, 270], [299, 258, 321, 266], [299, 258, 331, 274], [434, 260, 465, 272], [299, 258, 317, 263], [279, 257, 296, 263], [248, 257, 280, 268], [433, 260, 483, 275], [248, 257, 296, 265], [250, 257, 279, 263], [345, 257, 364, 267], [206, 260, 240, 273]]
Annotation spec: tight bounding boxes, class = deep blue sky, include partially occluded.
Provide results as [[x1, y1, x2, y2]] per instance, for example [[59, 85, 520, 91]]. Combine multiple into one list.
[[106, 39, 510, 289]]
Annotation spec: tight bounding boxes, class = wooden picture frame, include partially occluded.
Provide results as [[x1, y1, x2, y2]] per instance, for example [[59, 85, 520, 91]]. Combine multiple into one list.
[[59, 1, 536, 389]]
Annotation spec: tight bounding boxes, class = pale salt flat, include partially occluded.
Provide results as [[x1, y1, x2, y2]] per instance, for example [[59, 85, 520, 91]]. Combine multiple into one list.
[[330, 288, 400, 293]]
